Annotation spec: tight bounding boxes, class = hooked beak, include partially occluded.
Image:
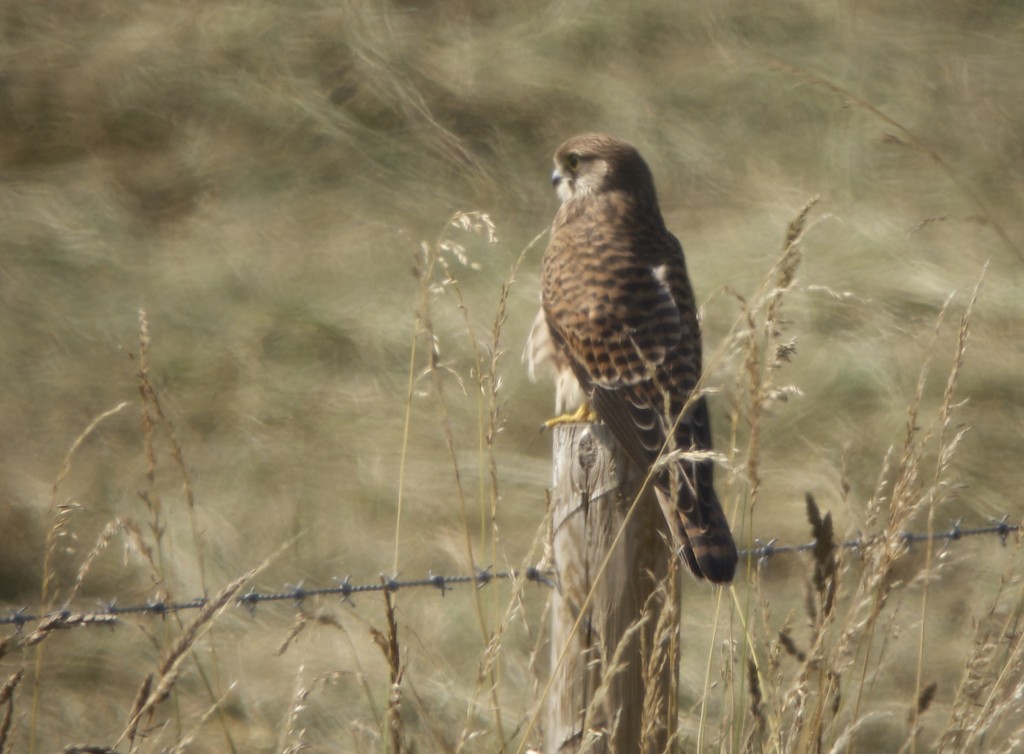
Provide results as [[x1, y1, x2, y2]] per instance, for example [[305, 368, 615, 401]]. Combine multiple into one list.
[[552, 167, 574, 201]]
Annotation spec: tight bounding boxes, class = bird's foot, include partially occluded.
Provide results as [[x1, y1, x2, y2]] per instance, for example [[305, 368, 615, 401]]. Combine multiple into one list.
[[541, 402, 598, 431]]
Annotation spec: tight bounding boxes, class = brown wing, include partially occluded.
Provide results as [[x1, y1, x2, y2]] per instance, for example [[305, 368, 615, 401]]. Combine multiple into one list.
[[542, 209, 737, 583]]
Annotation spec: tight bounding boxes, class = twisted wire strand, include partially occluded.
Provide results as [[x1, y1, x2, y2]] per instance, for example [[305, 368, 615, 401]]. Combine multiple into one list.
[[2, 518, 1017, 631]]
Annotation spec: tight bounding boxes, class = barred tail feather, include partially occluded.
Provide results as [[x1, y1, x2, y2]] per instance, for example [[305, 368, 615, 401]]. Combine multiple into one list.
[[655, 487, 738, 584]]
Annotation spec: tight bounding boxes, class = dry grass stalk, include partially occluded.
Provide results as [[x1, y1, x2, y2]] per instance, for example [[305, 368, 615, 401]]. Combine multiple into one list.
[[275, 609, 345, 657], [63, 520, 127, 608], [122, 672, 152, 751], [278, 664, 311, 754], [0, 669, 23, 753], [40, 401, 130, 609], [641, 566, 681, 751], [725, 197, 816, 519], [481, 229, 545, 566], [936, 542, 1024, 753], [702, 200, 816, 753], [831, 303, 955, 741], [117, 569, 255, 750], [406, 212, 520, 751], [135, 308, 208, 594], [743, 656, 766, 753], [935, 514, 1022, 747], [23, 612, 119, 647], [681, 189, 1005, 754], [908, 266, 985, 753], [370, 585, 406, 754], [164, 682, 237, 754], [442, 221, 553, 754], [806, 494, 838, 627], [727, 271, 997, 754], [31, 400, 130, 750]]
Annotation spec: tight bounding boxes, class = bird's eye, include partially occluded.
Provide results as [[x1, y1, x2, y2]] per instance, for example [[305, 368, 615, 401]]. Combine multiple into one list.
[[566, 153, 580, 170]]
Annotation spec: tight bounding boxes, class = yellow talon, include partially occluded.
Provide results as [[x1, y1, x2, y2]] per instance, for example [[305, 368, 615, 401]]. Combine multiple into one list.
[[542, 402, 598, 431]]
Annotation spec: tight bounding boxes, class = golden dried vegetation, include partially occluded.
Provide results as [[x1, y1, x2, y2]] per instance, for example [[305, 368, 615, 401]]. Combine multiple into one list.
[[1, 1, 1023, 751]]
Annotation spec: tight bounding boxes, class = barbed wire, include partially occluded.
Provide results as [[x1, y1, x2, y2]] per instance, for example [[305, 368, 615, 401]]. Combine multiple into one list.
[[0, 568, 554, 636], [1, 518, 1018, 635], [744, 515, 1019, 560]]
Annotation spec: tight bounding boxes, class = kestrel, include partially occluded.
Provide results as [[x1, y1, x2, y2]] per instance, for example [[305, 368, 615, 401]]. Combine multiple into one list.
[[527, 133, 737, 584]]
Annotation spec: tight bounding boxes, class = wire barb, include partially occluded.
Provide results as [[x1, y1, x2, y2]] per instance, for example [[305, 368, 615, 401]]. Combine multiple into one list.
[[428, 571, 450, 596], [993, 515, 1013, 546], [475, 566, 494, 589], [334, 575, 356, 606]]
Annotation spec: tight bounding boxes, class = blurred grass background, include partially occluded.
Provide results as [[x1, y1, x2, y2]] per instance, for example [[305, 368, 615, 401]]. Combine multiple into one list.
[[1, 0, 1022, 751]]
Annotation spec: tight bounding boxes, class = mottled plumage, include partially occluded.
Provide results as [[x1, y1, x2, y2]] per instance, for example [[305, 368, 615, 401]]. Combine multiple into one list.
[[527, 133, 737, 583]]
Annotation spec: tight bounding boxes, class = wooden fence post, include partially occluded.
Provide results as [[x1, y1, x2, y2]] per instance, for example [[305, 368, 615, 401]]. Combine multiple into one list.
[[546, 422, 679, 754]]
